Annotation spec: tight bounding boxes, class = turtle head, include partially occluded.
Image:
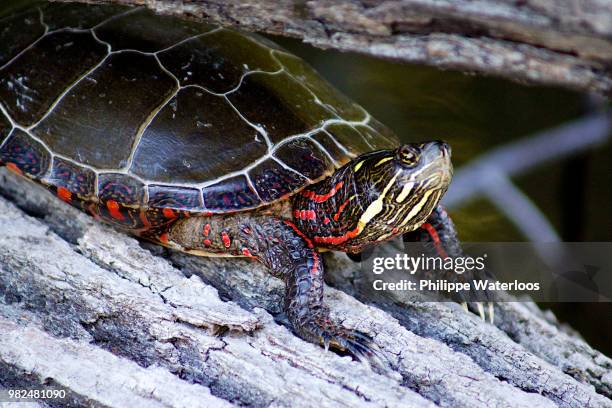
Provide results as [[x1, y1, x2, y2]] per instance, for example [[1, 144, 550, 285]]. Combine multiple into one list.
[[294, 141, 452, 252], [342, 140, 453, 251]]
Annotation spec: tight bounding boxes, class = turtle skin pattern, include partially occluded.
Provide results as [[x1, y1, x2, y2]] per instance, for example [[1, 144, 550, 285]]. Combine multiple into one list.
[[0, 2, 397, 239]]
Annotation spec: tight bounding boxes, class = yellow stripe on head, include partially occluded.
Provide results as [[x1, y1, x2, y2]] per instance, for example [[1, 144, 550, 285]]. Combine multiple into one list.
[[374, 157, 393, 167], [396, 181, 414, 203], [354, 160, 365, 172], [399, 190, 437, 229], [357, 170, 400, 231]]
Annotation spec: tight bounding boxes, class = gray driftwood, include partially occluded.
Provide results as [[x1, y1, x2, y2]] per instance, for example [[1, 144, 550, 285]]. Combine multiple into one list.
[[61, 0, 612, 95], [1, 166, 611, 407]]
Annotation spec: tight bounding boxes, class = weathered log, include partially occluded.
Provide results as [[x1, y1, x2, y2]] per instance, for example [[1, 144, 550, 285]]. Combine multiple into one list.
[[59, 0, 612, 95], [1, 165, 611, 407], [0, 314, 232, 408]]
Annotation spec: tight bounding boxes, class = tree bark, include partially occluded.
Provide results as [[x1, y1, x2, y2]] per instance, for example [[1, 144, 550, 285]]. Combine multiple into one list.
[[1, 167, 611, 407], [61, 0, 612, 95]]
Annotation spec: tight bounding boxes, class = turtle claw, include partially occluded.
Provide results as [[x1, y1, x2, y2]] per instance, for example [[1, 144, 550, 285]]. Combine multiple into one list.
[[326, 329, 373, 358], [323, 337, 330, 352], [460, 301, 495, 324], [477, 302, 486, 320], [339, 331, 389, 372], [315, 325, 388, 369]]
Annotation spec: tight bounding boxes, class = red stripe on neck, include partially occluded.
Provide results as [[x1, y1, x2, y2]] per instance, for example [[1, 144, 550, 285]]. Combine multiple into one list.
[[421, 222, 449, 259], [301, 181, 344, 203], [333, 198, 351, 221], [313, 225, 362, 245]]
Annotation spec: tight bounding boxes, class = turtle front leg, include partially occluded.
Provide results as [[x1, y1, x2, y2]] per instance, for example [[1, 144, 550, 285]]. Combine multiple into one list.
[[403, 206, 496, 323], [167, 214, 378, 360]]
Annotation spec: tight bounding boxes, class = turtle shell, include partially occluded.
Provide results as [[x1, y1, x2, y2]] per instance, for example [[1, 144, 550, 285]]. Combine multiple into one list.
[[0, 1, 398, 215]]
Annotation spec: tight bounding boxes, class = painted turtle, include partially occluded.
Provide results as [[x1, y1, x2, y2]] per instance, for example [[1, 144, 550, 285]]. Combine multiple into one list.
[[0, 2, 466, 359]]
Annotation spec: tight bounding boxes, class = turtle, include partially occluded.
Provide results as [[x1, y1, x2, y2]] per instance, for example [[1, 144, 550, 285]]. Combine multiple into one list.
[[0, 1, 487, 360]]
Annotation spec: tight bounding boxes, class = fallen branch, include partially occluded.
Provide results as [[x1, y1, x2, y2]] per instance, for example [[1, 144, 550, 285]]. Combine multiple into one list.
[[64, 0, 612, 95]]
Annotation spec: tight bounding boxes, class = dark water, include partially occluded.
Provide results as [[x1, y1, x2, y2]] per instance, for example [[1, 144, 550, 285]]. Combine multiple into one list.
[[271, 36, 612, 354]]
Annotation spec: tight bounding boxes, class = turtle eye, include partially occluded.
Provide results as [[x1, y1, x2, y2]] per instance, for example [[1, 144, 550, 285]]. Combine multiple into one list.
[[397, 145, 418, 166]]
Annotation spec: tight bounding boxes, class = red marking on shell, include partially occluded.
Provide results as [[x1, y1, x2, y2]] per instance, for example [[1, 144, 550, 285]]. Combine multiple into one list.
[[203, 239, 212, 247], [221, 231, 231, 248], [163, 208, 176, 219], [333, 198, 351, 221], [301, 181, 344, 203], [159, 233, 169, 244], [6, 163, 22, 175], [421, 222, 449, 259], [203, 224, 211, 237], [242, 247, 253, 257], [57, 187, 72, 203], [314, 225, 362, 246], [323, 217, 331, 225], [106, 200, 125, 221], [283, 220, 314, 249]]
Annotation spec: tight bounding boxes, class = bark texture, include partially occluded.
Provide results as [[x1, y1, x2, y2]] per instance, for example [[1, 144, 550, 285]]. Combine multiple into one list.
[[61, 0, 612, 95], [0, 168, 611, 407]]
